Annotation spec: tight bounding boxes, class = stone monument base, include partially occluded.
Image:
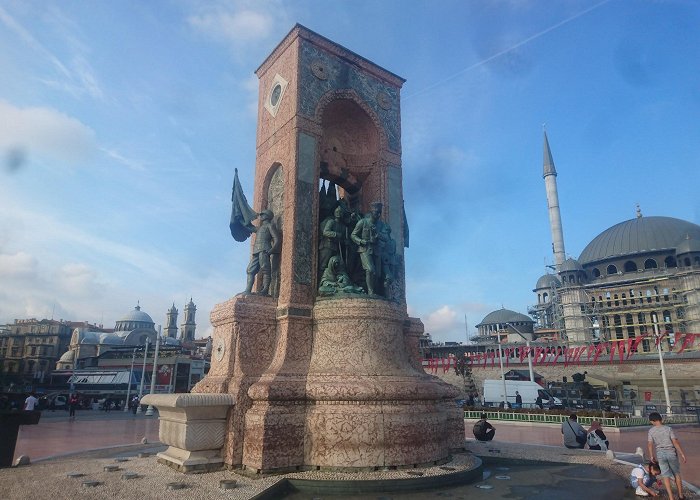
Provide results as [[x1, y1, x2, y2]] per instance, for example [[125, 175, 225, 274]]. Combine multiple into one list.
[[141, 393, 234, 473]]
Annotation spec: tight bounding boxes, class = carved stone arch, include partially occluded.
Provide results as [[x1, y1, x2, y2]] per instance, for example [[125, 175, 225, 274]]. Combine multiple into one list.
[[314, 89, 387, 210], [262, 162, 285, 227]]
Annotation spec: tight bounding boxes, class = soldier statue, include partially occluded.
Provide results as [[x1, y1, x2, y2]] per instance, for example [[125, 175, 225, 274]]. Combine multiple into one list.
[[318, 205, 348, 282], [245, 209, 281, 295], [351, 201, 388, 296]]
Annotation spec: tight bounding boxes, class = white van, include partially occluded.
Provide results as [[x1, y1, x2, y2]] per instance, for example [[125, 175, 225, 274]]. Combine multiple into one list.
[[483, 379, 562, 408]]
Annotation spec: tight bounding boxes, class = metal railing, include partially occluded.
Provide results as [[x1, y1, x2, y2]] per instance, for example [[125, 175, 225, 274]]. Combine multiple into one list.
[[463, 410, 697, 427]]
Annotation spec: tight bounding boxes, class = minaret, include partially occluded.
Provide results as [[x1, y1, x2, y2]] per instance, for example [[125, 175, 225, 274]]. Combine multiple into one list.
[[543, 130, 566, 271], [165, 303, 178, 339], [180, 298, 196, 342]]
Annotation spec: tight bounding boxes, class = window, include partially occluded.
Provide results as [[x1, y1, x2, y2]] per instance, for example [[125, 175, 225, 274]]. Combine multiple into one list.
[[644, 258, 658, 269], [664, 256, 677, 268], [684, 257, 691, 266], [622, 293, 627, 306], [592, 268, 601, 278], [607, 264, 618, 275], [624, 261, 638, 272], [614, 294, 619, 306]]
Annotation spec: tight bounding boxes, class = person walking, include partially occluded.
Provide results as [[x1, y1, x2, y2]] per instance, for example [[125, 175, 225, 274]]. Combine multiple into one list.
[[647, 412, 687, 500], [561, 414, 586, 449], [515, 391, 523, 408], [130, 395, 140, 415], [68, 394, 79, 420]]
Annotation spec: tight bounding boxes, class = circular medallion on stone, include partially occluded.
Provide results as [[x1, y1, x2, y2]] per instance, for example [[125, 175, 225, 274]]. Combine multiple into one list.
[[310, 59, 328, 80], [377, 91, 392, 110], [215, 339, 225, 361]]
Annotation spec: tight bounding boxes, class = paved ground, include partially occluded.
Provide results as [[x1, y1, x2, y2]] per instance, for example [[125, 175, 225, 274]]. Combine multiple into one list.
[[13, 409, 160, 460], [2, 410, 698, 499]]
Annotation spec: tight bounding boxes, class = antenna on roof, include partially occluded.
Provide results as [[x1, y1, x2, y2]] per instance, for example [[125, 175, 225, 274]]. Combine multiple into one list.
[[636, 204, 643, 218]]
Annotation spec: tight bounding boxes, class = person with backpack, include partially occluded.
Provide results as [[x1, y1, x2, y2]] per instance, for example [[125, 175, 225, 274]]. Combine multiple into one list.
[[586, 420, 609, 451], [561, 414, 586, 449]]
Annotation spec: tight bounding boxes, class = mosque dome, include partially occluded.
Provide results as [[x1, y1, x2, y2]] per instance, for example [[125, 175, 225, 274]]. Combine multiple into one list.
[[476, 308, 533, 327], [535, 274, 560, 290], [676, 235, 700, 255], [579, 216, 700, 265], [118, 304, 154, 324]]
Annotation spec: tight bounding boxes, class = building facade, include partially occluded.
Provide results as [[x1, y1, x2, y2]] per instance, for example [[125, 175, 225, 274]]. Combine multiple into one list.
[[530, 133, 700, 352], [0, 319, 101, 386]]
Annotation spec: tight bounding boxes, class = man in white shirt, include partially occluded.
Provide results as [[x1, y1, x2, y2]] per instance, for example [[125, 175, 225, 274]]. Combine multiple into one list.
[[24, 393, 39, 411]]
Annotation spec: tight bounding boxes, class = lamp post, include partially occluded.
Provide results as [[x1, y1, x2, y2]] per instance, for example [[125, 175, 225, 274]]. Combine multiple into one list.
[[137, 338, 150, 413], [145, 327, 161, 416], [123, 348, 137, 412], [506, 322, 534, 382], [651, 313, 672, 415], [496, 333, 508, 407]]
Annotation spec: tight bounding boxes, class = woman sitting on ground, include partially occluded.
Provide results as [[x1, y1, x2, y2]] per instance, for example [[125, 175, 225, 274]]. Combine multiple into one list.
[[587, 420, 610, 451]]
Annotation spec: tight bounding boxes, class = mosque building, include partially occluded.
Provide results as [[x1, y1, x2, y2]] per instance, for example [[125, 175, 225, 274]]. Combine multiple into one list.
[[474, 132, 700, 354], [56, 300, 198, 370]]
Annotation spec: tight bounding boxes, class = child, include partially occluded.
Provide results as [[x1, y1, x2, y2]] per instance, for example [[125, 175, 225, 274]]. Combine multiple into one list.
[[647, 412, 688, 500], [630, 461, 661, 497]]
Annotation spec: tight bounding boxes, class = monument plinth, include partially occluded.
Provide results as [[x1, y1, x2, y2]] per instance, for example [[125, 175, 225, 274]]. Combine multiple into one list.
[[149, 24, 463, 474]]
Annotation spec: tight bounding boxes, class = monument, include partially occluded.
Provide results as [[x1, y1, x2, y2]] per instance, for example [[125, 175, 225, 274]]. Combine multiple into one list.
[[144, 24, 463, 475]]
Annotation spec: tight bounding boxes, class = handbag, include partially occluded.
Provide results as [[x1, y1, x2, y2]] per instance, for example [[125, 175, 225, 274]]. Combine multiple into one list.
[[567, 420, 586, 446]]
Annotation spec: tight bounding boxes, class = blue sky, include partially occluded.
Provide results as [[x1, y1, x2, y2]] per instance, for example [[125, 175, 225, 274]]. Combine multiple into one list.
[[1, 0, 699, 342]]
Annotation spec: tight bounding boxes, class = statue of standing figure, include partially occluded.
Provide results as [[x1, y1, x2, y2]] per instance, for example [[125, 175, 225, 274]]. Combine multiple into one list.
[[351, 202, 388, 296], [318, 206, 348, 282], [245, 209, 281, 295]]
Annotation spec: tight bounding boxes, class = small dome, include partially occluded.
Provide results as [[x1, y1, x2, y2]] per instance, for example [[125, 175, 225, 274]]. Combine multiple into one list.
[[79, 331, 100, 344], [676, 235, 700, 255], [58, 350, 75, 363], [535, 274, 560, 290], [98, 332, 123, 345], [476, 308, 534, 327], [560, 258, 583, 272]]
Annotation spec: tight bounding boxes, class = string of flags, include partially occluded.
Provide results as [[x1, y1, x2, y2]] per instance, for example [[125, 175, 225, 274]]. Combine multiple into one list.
[[425, 332, 700, 374]]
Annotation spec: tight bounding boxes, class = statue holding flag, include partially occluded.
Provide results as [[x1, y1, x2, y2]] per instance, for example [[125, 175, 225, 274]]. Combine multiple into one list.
[[229, 168, 281, 296]]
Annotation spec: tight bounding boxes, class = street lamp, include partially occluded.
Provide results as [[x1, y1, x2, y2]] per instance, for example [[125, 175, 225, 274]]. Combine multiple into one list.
[[506, 322, 534, 382], [145, 327, 161, 416], [496, 332, 507, 407], [651, 313, 672, 415], [137, 338, 150, 413], [123, 348, 137, 412]]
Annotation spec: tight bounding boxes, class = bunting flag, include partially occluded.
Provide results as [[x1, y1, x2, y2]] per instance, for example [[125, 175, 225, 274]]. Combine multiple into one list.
[[426, 333, 700, 370], [592, 343, 605, 364], [519, 346, 530, 363], [585, 344, 594, 362], [677, 333, 698, 354], [504, 348, 512, 367], [550, 349, 562, 366], [674, 332, 683, 348]]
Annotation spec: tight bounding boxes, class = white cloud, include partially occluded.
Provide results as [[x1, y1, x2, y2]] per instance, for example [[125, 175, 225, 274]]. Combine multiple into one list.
[[0, 252, 38, 278], [59, 263, 104, 298], [0, 100, 96, 165], [424, 305, 459, 336], [188, 8, 273, 43]]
